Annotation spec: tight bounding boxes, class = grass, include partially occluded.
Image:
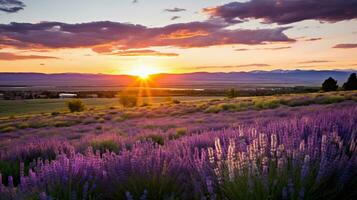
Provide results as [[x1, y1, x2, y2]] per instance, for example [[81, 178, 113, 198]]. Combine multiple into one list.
[[0, 96, 219, 117]]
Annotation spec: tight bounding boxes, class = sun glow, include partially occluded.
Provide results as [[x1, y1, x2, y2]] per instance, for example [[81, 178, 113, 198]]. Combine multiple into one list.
[[129, 65, 159, 79]]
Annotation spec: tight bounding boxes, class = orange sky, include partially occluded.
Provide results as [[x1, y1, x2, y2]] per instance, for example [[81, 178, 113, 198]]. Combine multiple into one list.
[[0, 0, 356, 74]]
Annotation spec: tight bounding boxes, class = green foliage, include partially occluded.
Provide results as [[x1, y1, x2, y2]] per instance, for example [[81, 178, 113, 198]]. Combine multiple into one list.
[[0, 160, 21, 186], [66, 99, 86, 112], [170, 127, 188, 140], [119, 93, 138, 107], [253, 98, 281, 109], [90, 140, 120, 154], [142, 134, 165, 145], [343, 73, 357, 90], [226, 88, 239, 98], [109, 174, 183, 200], [172, 99, 181, 104], [16, 122, 29, 129], [322, 77, 338, 92], [51, 111, 60, 116], [0, 125, 17, 133]]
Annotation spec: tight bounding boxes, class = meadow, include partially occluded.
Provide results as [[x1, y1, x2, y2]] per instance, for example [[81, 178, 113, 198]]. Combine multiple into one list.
[[0, 91, 356, 200], [0, 96, 219, 118]]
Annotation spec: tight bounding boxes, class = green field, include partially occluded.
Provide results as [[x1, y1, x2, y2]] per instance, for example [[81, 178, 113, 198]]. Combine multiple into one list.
[[0, 96, 221, 117]]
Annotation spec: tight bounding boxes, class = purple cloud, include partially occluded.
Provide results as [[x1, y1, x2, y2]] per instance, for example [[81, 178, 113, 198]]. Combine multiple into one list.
[[0, 52, 58, 60], [204, 0, 357, 24], [298, 60, 334, 64], [333, 43, 357, 48], [0, 21, 294, 52], [0, 0, 25, 13], [110, 50, 178, 57]]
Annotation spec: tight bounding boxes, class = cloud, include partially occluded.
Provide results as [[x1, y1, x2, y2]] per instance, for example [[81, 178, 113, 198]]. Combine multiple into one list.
[[0, 0, 25, 13], [164, 7, 186, 12], [235, 46, 291, 51], [0, 52, 58, 60], [171, 16, 180, 21], [132, 0, 138, 3], [204, 0, 357, 24], [0, 21, 294, 53], [110, 50, 178, 57], [305, 37, 322, 41], [298, 60, 334, 64], [333, 43, 357, 48]]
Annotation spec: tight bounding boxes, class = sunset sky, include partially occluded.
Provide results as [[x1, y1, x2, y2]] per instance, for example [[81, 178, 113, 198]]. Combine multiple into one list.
[[0, 0, 356, 74]]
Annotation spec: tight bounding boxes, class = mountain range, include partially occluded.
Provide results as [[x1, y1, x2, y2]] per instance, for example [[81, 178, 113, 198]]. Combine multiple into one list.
[[0, 70, 356, 90]]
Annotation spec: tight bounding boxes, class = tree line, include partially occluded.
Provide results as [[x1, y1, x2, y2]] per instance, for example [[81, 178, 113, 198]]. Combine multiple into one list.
[[322, 73, 357, 92]]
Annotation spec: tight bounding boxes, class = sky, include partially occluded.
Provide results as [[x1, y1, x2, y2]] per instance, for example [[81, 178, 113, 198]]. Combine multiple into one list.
[[0, 0, 356, 74]]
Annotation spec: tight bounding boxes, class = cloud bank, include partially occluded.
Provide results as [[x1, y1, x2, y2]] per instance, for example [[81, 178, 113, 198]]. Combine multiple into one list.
[[0, 21, 294, 53], [0, 52, 58, 60], [204, 0, 357, 24]]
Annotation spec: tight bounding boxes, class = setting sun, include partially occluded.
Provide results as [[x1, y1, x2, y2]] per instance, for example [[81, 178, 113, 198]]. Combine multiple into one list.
[[128, 65, 160, 79]]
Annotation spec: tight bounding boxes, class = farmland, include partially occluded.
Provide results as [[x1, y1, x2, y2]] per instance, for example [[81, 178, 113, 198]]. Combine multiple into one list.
[[0, 91, 356, 199]]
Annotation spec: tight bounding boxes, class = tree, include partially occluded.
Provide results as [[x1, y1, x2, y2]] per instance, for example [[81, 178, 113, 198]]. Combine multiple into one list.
[[119, 93, 137, 107], [343, 73, 357, 90], [322, 77, 338, 92], [227, 88, 238, 98], [67, 99, 86, 112]]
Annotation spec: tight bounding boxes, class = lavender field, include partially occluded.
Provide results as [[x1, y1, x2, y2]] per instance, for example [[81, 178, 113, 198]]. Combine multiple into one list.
[[0, 92, 356, 200]]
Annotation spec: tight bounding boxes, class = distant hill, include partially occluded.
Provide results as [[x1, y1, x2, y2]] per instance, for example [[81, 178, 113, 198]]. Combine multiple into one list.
[[0, 70, 356, 90]]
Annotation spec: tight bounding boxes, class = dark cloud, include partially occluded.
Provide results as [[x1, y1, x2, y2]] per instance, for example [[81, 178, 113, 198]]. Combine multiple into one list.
[[0, 52, 58, 60], [0, 21, 294, 53], [204, 0, 357, 24], [171, 16, 180, 21], [132, 0, 138, 4], [110, 50, 178, 57], [305, 37, 322, 41], [0, 0, 25, 13], [298, 60, 334, 64], [333, 43, 357, 48], [164, 7, 186, 12]]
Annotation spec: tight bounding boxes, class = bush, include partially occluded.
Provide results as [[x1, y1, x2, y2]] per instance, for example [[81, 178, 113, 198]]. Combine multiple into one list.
[[172, 99, 181, 104], [322, 77, 338, 92], [119, 93, 138, 107], [90, 140, 120, 154], [51, 111, 60, 116], [142, 135, 164, 145], [253, 99, 281, 109], [0, 125, 17, 133], [343, 73, 357, 90], [67, 99, 86, 112], [226, 88, 239, 98]]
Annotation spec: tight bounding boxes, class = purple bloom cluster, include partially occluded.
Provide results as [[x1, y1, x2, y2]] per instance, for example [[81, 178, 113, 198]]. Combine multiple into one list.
[[0, 105, 356, 199]]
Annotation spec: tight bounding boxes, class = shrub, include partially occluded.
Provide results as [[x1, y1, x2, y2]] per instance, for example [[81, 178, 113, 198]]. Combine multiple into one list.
[[172, 99, 181, 104], [119, 93, 138, 107], [226, 88, 239, 98], [66, 99, 86, 112], [175, 127, 187, 137], [343, 73, 357, 90], [142, 135, 164, 145], [315, 95, 345, 104], [90, 140, 120, 154], [253, 99, 281, 109], [322, 77, 338, 92], [0, 125, 17, 133], [51, 111, 60, 116], [16, 122, 29, 129]]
